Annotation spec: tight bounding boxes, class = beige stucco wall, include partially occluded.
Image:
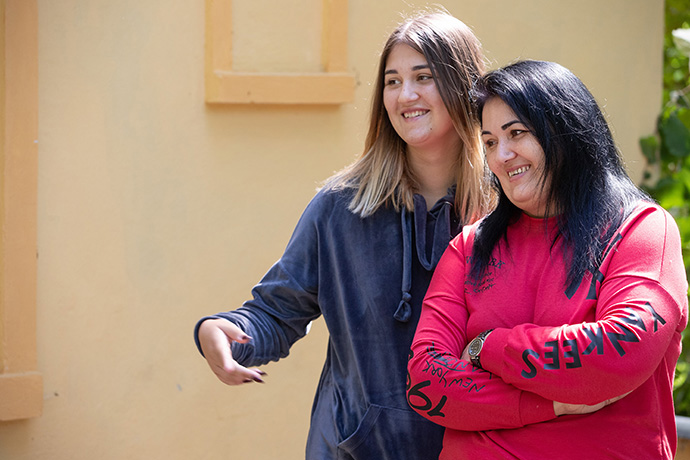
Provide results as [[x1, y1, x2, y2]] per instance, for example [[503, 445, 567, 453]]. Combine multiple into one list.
[[0, 0, 662, 459]]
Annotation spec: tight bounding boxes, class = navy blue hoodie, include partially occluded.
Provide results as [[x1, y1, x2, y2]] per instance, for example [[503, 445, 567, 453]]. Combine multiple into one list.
[[194, 186, 461, 459]]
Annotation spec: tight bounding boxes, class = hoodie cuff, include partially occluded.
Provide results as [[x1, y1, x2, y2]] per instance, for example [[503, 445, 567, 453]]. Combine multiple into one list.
[[193, 315, 223, 357], [480, 328, 556, 425]]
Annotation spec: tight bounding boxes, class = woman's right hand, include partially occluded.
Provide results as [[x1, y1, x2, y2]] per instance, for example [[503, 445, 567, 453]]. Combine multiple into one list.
[[553, 392, 630, 416], [197, 318, 266, 386]]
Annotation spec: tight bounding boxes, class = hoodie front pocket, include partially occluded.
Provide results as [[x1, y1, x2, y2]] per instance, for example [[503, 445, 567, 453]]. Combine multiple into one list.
[[337, 404, 443, 460]]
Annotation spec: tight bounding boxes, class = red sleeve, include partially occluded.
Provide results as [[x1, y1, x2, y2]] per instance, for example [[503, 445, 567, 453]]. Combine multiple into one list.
[[480, 206, 688, 404], [407, 232, 556, 431]]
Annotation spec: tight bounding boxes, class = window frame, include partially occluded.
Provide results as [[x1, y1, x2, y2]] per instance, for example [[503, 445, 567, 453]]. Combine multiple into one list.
[[205, 0, 355, 104]]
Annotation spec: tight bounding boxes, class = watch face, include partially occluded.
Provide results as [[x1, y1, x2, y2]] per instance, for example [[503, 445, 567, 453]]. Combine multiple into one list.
[[468, 338, 482, 356]]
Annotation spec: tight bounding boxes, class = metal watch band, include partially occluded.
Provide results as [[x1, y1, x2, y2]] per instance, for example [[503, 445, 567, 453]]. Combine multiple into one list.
[[469, 328, 494, 369]]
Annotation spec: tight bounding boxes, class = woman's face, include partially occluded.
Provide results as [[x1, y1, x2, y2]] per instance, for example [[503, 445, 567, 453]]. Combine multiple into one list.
[[481, 97, 550, 218], [382, 44, 459, 157]]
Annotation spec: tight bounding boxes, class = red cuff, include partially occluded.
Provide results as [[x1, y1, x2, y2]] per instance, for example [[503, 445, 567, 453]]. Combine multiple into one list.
[[481, 327, 557, 425], [479, 327, 510, 375]]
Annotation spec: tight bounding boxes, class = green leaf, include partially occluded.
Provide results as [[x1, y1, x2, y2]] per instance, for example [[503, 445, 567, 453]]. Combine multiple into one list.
[[639, 135, 659, 163], [678, 107, 690, 128], [660, 110, 690, 157], [680, 167, 690, 192], [654, 177, 686, 208]]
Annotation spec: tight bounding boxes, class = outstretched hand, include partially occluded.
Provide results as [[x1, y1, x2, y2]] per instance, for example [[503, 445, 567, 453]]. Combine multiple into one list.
[[197, 318, 267, 386]]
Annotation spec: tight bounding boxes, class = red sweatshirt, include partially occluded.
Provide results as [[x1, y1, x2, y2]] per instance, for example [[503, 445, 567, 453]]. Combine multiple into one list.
[[407, 203, 688, 459]]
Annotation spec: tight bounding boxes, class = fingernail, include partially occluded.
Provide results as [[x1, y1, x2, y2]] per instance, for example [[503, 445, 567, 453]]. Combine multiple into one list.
[[253, 377, 265, 384]]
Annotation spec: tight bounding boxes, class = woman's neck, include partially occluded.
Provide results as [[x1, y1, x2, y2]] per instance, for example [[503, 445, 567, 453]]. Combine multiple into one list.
[[407, 145, 458, 209]]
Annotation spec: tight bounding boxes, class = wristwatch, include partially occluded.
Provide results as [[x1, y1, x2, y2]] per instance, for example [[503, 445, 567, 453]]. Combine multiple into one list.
[[468, 329, 494, 369]]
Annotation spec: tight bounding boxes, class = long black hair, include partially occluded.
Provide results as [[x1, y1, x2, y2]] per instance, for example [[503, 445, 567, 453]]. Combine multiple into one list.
[[470, 60, 650, 289]]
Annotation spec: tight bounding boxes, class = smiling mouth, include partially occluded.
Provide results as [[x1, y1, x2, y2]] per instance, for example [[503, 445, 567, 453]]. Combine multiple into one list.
[[508, 166, 530, 178], [403, 110, 428, 119]]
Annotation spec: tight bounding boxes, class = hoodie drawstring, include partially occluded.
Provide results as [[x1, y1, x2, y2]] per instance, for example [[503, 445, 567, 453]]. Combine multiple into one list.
[[394, 207, 413, 322], [394, 194, 454, 323]]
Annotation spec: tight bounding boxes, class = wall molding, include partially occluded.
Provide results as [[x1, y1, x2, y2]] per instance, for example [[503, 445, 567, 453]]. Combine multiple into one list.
[[205, 0, 355, 104], [0, 0, 42, 421]]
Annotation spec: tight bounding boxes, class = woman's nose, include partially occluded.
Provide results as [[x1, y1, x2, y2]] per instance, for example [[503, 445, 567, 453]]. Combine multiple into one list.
[[398, 81, 419, 102], [497, 141, 517, 162]]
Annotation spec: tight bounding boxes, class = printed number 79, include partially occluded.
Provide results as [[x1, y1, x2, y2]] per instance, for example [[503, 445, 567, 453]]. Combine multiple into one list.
[[407, 380, 447, 418]]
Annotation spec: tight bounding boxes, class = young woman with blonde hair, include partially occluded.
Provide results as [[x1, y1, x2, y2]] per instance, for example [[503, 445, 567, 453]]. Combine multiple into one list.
[[195, 11, 492, 459]]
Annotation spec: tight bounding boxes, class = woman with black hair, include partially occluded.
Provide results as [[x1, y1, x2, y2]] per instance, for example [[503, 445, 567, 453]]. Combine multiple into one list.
[[407, 60, 689, 459]]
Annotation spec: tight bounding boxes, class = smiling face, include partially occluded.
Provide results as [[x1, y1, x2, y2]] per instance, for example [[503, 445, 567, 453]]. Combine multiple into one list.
[[382, 44, 460, 158], [481, 97, 551, 218]]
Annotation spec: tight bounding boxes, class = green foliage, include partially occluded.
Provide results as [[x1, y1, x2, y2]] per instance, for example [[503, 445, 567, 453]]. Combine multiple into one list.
[[640, 0, 690, 417]]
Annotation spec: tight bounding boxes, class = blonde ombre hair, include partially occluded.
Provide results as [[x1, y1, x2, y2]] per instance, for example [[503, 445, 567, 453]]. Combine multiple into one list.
[[325, 11, 492, 223]]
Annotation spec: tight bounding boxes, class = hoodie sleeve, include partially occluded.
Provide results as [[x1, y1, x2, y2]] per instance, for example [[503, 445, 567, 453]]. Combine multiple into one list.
[[193, 192, 326, 367], [480, 205, 688, 404], [407, 233, 557, 431]]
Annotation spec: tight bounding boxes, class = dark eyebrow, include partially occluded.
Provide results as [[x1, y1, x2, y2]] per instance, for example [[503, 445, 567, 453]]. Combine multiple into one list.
[[501, 120, 522, 130], [481, 120, 522, 136], [384, 64, 430, 75]]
